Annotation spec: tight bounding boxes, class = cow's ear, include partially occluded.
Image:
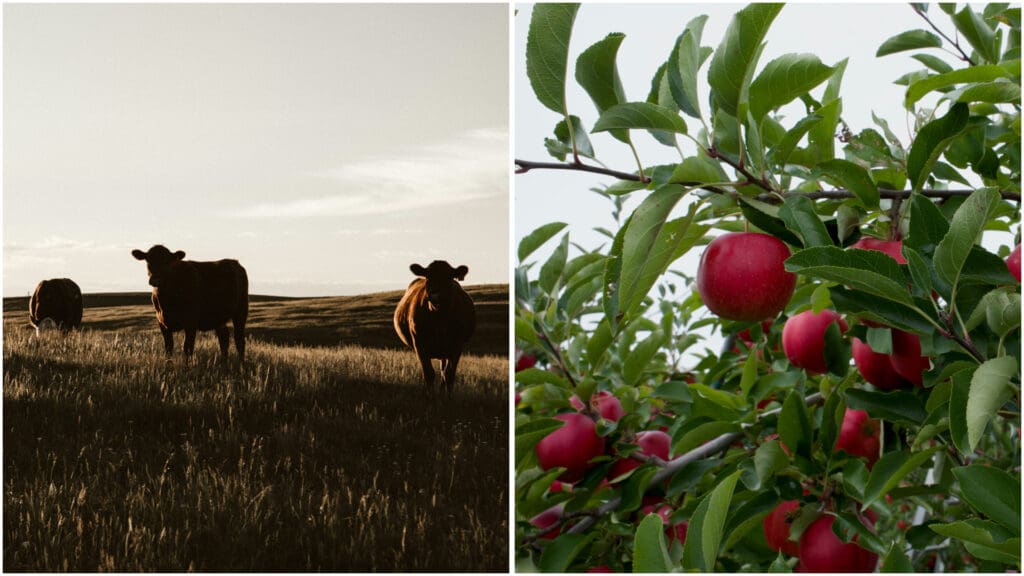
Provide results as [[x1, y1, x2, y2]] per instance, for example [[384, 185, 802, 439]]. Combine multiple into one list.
[[453, 265, 468, 281], [410, 264, 427, 277], [131, 249, 147, 260], [173, 251, 186, 261]]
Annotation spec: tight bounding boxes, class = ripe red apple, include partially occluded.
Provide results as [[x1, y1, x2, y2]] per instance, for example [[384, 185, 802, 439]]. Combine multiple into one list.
[[797, 514, 878, 572], [889, 329, 930, 387], [763, 500, 801, 557], [738, 320, 774, 344], [697, 232, 796, 321], [782, 309, 849, 374], [835, 409, 881, 467], [536, 413, 605, 482], [570, 391, 625, 421], [608, 430, 671, 481], [849, 237, 907, 264], [851, 337, 910, 390], [586, 566, 614, 573], [530, 504, 564, 540], [1007, 244, 1021, 282], [515, 350, 537, 372]]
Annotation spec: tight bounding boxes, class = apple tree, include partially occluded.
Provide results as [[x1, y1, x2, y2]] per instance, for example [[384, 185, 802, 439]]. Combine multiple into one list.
[[514, 3, 1020, 572]]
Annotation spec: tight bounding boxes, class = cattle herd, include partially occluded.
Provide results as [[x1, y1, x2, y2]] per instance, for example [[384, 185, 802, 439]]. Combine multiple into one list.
[[27, 246, 477, 391]]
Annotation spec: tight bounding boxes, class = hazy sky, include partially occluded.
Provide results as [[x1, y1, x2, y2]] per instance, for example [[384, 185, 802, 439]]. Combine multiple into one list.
[[4, 3, 509, 298], [514, 3, 1015, 360]]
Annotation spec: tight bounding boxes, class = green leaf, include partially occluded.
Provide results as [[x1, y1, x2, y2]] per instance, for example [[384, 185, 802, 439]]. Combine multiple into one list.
[[539, 533, 596, 573], [623, 330, 667, 386], [737, 196, 803, 247], [519, 222, 569, 263], [845, 388, 927, 425], [861, 447, 942, 508], [516, 417, 565, 468], [965, 287, 1021, 335], [547, 116, 597, 161], [912, 53, 955, 74], [817, 159, 879, 210], [881, 542, 914, 572], [931, 519, 1020, 564], [750, 440, 789, 490], [950, 80, 1022, 105], [666, 154, 729, 186], [739, 346, 759, 397], [902, 245, 934, 297], [768, 111, 825, 169], [633, 513, 673, 573], [905, 65, 1012, 109], [785, 246, 914, 307], [934, 187, 1001, 291], [829, 287, 936, 334], [668, 15, 710, 120], [673, 421, 741, 456], [603, 214, 629, 329], [576, 33, 630, 144], [682, 471, 742, 571], [806, 59, 847, 164], [823, 320, 851, 377], [526, 4, 579, 115], [967, 356, 1019, 451], [876, 29, 943, 56], [748, 53, 834, 119], [779, 195, 834, 248], [593, 102, 688, 136], [515, 316, 543, 349], [539, 233, 570, 293], [779, 392, 812, 458], [618, 185, 693, 319], [953, 466, 1022, 534], [906, 194, 950, 252], [952, 6, 1000, 64], [906, 102, 970, 192], [949, 366, 975, 454], [707, 3, 784, 117]]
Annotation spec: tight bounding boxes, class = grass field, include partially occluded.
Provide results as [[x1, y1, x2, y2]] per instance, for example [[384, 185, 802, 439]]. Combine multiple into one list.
[[3, 286, 509, 572]]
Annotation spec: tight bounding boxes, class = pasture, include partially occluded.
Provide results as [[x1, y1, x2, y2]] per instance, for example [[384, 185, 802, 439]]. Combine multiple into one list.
[[3, 286, 509, 572]]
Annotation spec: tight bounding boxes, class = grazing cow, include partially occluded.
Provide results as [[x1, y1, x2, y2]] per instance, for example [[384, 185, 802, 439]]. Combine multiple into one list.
[[29, 278, 83, 331], [131, 245, 248, 363], [394, 260, 476, 393]]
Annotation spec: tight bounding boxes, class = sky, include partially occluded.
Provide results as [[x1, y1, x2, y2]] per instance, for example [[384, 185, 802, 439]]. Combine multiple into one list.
[[514, 3, 1017, 360], [4, 3, 509, 298]]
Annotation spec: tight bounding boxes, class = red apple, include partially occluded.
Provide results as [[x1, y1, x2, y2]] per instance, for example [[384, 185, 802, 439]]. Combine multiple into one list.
[[549, 480, 573, 493], [782, 309, 849, 374], [889, 329, 929, 387], [536, 413, 605, 482], [516, 350, 537, 372], [1007, 244, 1021, 283], [586, 566, 615, 573], [530, 504, 564, 540], [852, 337, 910, 390], [570, 391, 625, 421], [609, 430, 671, 481], [697, 232, 796, 321], [835, 409, 881, 467], [850, 237, 907, 264], [763, 500, 801, 557], [798, 514, 878, 572]]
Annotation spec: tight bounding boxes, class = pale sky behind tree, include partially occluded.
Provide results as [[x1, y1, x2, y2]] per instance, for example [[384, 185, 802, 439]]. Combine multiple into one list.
[[514, 3, 1016, 363], [4, 3, 509, 298]]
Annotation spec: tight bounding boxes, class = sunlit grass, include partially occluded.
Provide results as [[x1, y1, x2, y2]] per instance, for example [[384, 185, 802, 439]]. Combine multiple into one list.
[[4, 323, 508, 572]]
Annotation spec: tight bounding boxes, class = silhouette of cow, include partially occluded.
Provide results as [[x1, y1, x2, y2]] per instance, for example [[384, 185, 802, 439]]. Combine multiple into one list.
[[394, 261, 476, 393], [131, 245, 248, 363], [29, 278, 83, 331]]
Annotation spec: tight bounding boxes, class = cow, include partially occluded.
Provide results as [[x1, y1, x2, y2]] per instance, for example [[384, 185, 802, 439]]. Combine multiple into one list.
[[131, 245, 248, 364], [29, 278, 83, 331], [394, 260, 476, 394]]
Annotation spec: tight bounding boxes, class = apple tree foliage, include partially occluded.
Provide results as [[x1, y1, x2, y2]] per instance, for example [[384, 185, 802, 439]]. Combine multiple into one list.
[[515, 3, 1021, 573]]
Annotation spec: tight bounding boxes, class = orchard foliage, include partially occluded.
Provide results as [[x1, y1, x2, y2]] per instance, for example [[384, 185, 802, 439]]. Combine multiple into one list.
[[515, 3, 1021, 573]]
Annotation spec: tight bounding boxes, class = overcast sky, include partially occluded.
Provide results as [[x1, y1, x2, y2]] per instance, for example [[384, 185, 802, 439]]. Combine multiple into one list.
[[514, 3, 1015, 361], [4, 3, 508, 298]]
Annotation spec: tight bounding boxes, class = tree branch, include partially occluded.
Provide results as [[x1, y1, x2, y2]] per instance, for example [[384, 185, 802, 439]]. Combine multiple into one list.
[[563, 392, 825, 536], [515, 158, 650, 183], [706, 146, 776, 193], [912, 5, 977, 66]]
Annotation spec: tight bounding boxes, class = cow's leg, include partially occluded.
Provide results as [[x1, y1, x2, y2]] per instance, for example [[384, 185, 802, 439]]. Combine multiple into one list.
[[233, 315, 247, 364], [183, 328, 197, 361], [215, 325, 230, 365], [443, 353, 461, 395], [160, 325, 174, 357], [417, 351, 436, 390]]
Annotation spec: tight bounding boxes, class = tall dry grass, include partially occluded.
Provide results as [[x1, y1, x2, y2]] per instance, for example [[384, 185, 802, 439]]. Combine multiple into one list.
[[4, 324, 507, 572]]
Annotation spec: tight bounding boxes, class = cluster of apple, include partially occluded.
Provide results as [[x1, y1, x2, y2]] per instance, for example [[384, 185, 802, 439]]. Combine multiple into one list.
[[763, 501, 879, 572]]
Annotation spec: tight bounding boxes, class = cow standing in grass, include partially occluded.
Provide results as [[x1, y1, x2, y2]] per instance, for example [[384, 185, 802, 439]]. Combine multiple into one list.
[[29, 278, 83, 331], [131, 245, 249, 364], [394, 261, 476, 394]]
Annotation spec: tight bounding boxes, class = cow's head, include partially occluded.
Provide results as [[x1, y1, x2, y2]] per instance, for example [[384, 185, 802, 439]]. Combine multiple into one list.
[[132, 245, 185, 288], [410, 261, 468, 309]]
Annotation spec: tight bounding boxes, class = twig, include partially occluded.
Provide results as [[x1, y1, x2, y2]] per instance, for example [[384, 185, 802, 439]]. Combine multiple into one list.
[[706, 146, 775, 193], [912, 5, 977, 66], [515, 158, 650, 183]]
